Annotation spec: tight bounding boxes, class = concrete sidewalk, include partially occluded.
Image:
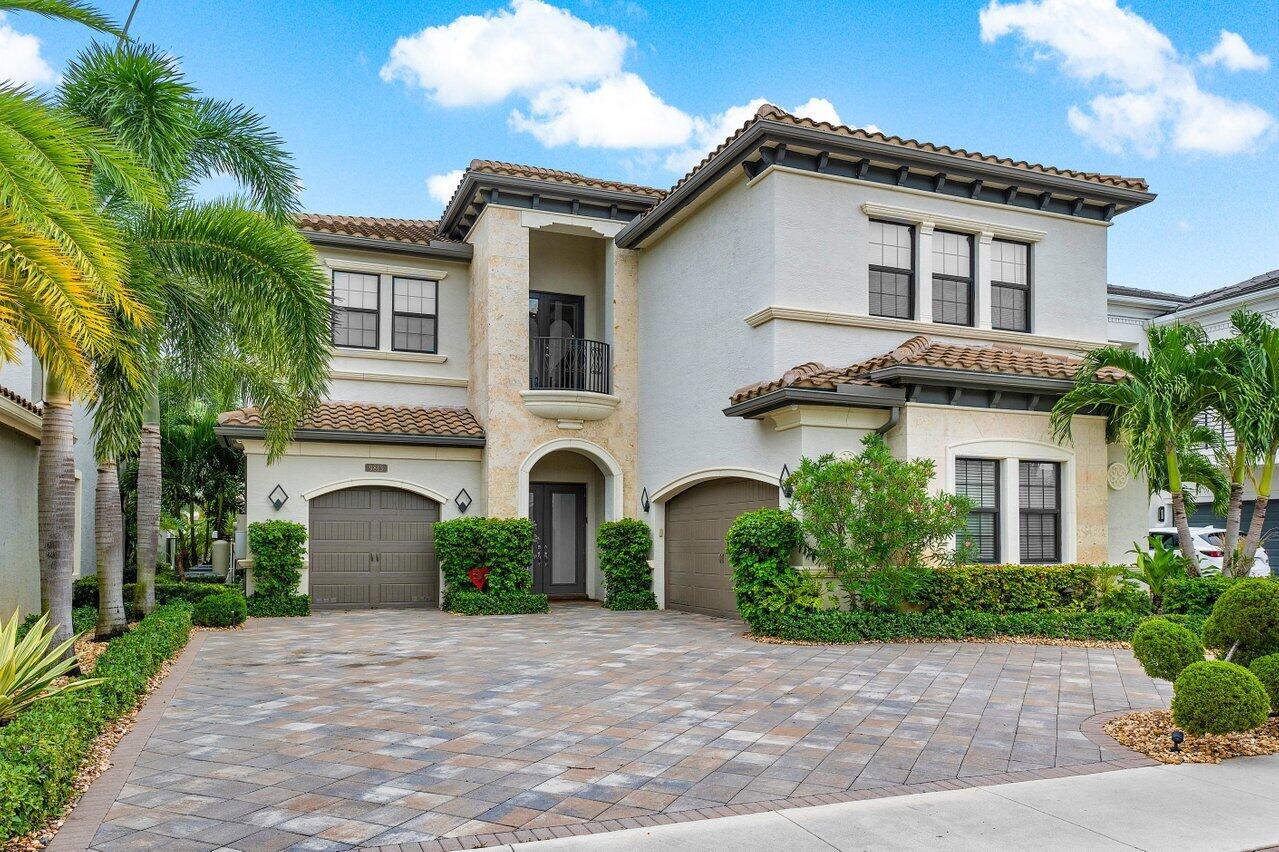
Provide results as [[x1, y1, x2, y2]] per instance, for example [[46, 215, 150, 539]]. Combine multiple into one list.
[[501, 756, 1279, 851]]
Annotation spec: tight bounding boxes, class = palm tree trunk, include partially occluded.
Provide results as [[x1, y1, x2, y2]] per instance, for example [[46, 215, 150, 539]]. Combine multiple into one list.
[[1223, 443, 1246, 576], [1243, 446, 1276, 566], [1166, 443, 1200, 576], [134, 387, 161, 615], [95, 459, 127, 639], [38, 372, 77, 655]]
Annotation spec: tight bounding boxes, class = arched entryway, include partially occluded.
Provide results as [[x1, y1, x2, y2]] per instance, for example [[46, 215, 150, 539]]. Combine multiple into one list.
[[307, 485, 440, 610]]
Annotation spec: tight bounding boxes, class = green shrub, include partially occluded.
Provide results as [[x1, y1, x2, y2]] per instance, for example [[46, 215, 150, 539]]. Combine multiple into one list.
[[1124, 536, 1189, 611], [443, 588, 548, 615], [1201, 578, 1279, 666], [434, 516, 489, 590], [1249, 654, 1279, 712], [433, 517, 535, 597], [1131, 618, 1204, 681], [598, 519, 656, 610], [0, 602, 192, 840], [1098, 582, 1153, 615], [16, 607, 100, 643], [247, 520, 306, 598], [246, 593, 310, 618], [72, 575, 98, 608], [192, 592, 247, 628], [922, 564, 1112, 613], [1171, 660, 1270, 735], [1164, 575, 1234, 617], [748, 608, 1146, 643], [727, 509, 817, 622]]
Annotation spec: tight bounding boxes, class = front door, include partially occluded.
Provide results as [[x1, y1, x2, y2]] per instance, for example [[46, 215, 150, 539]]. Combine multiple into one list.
[[529, 482, 587, 596]]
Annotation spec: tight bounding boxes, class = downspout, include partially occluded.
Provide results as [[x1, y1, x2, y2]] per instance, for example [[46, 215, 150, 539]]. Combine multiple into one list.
[[876, 405, 901, 435]]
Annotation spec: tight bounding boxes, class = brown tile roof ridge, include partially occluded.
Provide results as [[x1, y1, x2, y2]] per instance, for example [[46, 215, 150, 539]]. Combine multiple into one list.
[[218, 401, 483, 438], [0, 384, 41, 416], [466, 159, 666, 199], [294, 213, 451, 246]]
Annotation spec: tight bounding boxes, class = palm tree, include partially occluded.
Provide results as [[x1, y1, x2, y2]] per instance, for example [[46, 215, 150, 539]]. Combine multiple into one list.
[[1228, 311, 1279, 568], [1052, 324, 1229, 576], [59, 43, 330, 616]]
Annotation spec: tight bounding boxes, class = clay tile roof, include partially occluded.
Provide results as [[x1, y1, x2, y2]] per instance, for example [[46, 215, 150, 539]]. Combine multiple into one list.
[[729, 335, 1123, 405], [218, 402, 483, 439], [670, 103, 1148, 210], [465, 160, 666, 200], [0, 384, 41, 416], [294, 213, 452, 246]]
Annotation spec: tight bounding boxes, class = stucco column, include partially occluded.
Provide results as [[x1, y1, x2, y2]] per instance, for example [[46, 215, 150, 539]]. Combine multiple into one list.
[[915, 223, 934, 323], [1000, 457, 1020, 564], [976, 231, 994, 330]]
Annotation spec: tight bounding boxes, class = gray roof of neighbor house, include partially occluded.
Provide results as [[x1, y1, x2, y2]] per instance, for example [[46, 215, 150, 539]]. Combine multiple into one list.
[[217, 402, 484, 446], [1106, 284, 1189, 303], [1180, 268, 1279, 309]]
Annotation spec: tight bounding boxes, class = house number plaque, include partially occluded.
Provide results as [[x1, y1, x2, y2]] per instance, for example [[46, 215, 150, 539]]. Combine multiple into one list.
[[365, 463, 388, 473]]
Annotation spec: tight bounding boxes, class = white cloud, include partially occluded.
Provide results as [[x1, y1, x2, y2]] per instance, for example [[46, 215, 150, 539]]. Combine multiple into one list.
[[426, 170, 465, 206], [509, 73, 693, 148], [381, 0, 631, 107], [0, 13, 58, 87], [663, 98, 857, 173], [791, 97, 842, 127], [1199, 30, 1270, 72], [980, 0, 1274, 155]]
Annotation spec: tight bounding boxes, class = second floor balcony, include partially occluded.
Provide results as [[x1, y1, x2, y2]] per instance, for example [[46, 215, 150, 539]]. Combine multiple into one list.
[[522, 336, 619, 427]]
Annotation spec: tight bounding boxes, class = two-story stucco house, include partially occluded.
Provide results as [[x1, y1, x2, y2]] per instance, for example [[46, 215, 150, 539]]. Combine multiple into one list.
[[217, 104, 1156, 617]]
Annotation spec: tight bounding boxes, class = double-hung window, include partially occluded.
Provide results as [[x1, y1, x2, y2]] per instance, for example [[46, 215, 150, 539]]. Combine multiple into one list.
[[331, 270, 379, 349], [868, 220, 914, 319], [392, 276, 438, 353], [931, 230, 973, 326], [956, 458, 999, 563], [1019, 461, 1061, 563], [991, 239, 1030, 332]]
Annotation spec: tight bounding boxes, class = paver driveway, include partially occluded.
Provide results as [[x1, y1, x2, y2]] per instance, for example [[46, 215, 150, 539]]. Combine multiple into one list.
[[79, 605, 1171, 851]]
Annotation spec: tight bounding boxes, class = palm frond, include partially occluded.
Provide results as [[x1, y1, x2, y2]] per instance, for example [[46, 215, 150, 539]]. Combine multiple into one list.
[[0, 0, 121, 37], [188, 98, 300, 218]]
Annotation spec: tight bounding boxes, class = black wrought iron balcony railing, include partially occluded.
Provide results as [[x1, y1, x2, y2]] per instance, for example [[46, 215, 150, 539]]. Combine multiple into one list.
[[529, 337, 612, 394]]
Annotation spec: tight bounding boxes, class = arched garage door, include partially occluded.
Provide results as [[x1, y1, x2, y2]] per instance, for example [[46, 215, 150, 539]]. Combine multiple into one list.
[[664, 477, 778, 618], [308, 486, 440, 610]]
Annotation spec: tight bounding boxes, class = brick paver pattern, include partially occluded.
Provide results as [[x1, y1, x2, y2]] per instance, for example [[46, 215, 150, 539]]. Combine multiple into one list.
[[88, 606, 1171, 851]]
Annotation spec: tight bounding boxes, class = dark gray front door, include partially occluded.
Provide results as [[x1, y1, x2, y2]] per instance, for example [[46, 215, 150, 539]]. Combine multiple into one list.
[[308, 486, 440, 609], [529, 482, 587, 596]]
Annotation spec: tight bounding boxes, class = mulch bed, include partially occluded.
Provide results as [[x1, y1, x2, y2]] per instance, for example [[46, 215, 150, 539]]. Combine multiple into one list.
[[748, 633, 1132, 649], [1105, 709, 1279, 764]]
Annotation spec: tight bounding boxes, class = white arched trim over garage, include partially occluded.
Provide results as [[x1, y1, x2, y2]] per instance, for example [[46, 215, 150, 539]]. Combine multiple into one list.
[[517, 438, 625, 521], [302, 477, 450, 506], [651, 466, 782, 504]]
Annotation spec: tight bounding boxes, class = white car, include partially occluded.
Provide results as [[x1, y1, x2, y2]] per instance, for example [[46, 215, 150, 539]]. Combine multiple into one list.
[[1148, 527, 1273, 577]]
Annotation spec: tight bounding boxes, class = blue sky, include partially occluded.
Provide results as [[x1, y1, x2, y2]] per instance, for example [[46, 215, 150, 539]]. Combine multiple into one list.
[[5, 0, 1277, 296]]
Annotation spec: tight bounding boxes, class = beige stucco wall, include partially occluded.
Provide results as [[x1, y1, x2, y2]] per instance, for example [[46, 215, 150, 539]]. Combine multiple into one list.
[[0, 424, 40, 617], [467, 205, 639, 519]]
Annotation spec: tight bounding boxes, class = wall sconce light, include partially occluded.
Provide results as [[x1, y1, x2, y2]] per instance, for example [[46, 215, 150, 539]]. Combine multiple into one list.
[[455, 488, 472, 514], [1158, 505, 1167, 524], [780, 463, 793, 499], [268, 485, 288, 510], [641, 487, 651, 513]]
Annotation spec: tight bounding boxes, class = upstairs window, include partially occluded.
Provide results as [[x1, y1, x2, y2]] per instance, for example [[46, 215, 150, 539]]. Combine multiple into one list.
[[392, 276, 438, 353], [868, 220, 913, 319], [956, 458, 999, 563], [331, 270, 379, 349], [1019, 461, 1060, 563], [931, 230, 973, 326], [991, 240, 1030, 332]]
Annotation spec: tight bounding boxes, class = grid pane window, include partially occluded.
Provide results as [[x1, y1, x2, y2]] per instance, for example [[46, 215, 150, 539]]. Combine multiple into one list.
[[392, 276, 438, 353], [1019, 461, 1060, 563], [991, 239, 1030, 331], [931, 230, 972, 326], [869, 220, 913, 319], [331, 271, 379, 348], [956, 458, 999, 563]]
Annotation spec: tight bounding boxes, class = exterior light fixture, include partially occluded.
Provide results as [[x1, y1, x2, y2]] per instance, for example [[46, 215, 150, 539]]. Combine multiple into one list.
[[455, 488, 472, 514], [641, 487, 651, 513], [1158, 506, 1167, 524], [268, 485, 288, 510], [780, 463, 793, 498], [1171, 730, 1184, 752]]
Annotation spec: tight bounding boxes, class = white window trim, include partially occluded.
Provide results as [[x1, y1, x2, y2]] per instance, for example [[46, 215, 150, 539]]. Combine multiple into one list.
[[860, 202, 1047, 243], [322, 257, 449, 280]]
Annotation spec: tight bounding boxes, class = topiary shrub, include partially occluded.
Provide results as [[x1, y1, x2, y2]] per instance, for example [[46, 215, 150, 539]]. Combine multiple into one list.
[[484, 518, 535, 596], [246, 593, 310, 618], [247, 520, 306, 598], [434, 516, 488, 591], [1200, 578, 1279, 666], [192, 592, 247, 628], [1250, 653, 1279, 712], [1131, 618, 1204, 681], [435, 517, 543, 614], [598, 519, 656, 611], [1171, 660, 1270, 735], [1164, 575, 1235, 617], [727, 509, 823, 623]]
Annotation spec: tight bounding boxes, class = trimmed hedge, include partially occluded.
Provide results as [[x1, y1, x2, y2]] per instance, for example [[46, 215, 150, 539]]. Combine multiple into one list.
[[1172, 660, 1270, 736], [0, 602, 192, 840], [434, 516, 489, 590], [921, 564, 1114, 613], [598, 520, 656, 611], [247, 520, 306, 598], [74, 576, 233, 610], [442, 588, 548, 615], [727, 509, 813, 623], [192, 592, 247, 628], [748, 608, 1150, 643], [1250, 654, 1279, 712], [1164, 576, 1235, 617], [246, 593, 310, 618]]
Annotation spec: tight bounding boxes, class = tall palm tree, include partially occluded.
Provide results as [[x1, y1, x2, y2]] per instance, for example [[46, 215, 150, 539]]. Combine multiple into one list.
[[1052, 323, 1228, 576], [1229, 311, 1279, 567], [60, 43, 330, 616]]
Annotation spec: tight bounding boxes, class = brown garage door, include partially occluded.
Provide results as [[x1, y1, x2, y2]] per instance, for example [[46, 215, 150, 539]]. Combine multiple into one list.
[[665, 477, 778, 618], [308, 486, 440, 610]]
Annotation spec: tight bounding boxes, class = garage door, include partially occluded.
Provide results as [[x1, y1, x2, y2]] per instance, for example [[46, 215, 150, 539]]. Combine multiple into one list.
[[665, 477, 778, 618], [1190, 500, 1279, 574], [308, 486, 440, 609]]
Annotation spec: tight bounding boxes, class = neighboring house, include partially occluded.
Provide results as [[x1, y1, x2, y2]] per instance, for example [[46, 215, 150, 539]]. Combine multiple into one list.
[[0, 384, 42, 618], [1108, 270, 1279, 570], [217, 103, 1157, 617]]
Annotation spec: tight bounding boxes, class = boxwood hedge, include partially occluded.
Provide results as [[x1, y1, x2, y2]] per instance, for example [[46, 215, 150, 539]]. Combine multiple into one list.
[[748, 608, 1155, 643]]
